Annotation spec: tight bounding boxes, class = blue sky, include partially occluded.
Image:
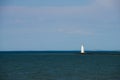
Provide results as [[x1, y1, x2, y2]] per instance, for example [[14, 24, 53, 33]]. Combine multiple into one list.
[[0, 0, 120, 51]]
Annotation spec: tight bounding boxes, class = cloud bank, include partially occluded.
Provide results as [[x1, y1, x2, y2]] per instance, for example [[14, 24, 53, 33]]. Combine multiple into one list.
[[1, 0, 119, 36]]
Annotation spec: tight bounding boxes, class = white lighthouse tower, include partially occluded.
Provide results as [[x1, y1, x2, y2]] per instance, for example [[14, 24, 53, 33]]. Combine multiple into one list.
[[81, 45, 85, 54]]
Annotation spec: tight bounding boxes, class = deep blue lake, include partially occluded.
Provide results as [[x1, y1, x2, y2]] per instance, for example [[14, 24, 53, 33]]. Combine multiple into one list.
[[0, 51, 120, 80]]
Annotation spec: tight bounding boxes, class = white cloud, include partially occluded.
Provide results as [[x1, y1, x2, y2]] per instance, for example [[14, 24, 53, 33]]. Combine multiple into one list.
[[0, 0, 119, 16], [0, 6, 91, 16], [56, 27, 94, 35], [95, 0, 119, 8]]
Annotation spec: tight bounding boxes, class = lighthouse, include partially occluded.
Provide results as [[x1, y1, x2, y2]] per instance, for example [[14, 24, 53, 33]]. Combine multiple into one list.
[[81, 45, 85, 54]]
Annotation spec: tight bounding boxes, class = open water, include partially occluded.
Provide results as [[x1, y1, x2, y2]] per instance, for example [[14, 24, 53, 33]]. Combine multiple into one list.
[[0, 51, 120, 80]]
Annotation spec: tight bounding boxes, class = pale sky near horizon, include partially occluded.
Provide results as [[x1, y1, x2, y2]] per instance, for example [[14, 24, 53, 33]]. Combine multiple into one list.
[[0, 0, 120, 51]]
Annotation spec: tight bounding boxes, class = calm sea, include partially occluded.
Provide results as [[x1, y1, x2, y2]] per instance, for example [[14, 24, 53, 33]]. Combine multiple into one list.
[[0, 51, 120, 80]]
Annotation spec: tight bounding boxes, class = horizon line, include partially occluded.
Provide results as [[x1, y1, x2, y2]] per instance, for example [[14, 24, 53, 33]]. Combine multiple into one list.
[[0, 50, 120, 52]]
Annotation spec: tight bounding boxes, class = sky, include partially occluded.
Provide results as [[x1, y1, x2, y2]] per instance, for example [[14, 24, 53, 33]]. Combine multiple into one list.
[[0, 0, 120, 51]]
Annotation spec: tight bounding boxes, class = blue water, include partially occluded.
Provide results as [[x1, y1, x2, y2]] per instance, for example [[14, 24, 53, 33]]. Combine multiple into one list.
[[0, 51, 120, 80]]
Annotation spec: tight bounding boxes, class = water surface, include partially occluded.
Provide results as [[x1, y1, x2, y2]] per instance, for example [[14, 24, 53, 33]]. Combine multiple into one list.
[[0, 51, 120, 80]]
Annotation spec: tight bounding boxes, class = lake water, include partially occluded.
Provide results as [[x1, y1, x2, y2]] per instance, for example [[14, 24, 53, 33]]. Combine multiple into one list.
[[0, 51, 120, 80]]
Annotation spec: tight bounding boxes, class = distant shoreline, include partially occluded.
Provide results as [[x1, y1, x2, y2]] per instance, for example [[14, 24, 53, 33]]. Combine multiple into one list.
[[0, 50, 120, 52], [0, 51, 120, 55]]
